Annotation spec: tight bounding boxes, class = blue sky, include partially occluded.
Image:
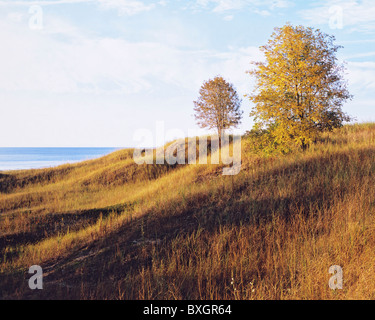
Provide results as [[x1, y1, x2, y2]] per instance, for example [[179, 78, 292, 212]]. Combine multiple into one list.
[[1, 0, 375, 147]]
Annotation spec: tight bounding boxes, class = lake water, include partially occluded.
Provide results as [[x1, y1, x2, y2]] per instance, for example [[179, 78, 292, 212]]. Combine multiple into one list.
[[0, 148, 120, 171]]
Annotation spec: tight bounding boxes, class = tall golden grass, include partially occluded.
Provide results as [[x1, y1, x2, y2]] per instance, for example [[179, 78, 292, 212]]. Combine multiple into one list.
[[1, 123, 375, 299]]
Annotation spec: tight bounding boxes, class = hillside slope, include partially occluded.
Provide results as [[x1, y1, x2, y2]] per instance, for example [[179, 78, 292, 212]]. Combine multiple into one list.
[[1, 124, 375, 300]]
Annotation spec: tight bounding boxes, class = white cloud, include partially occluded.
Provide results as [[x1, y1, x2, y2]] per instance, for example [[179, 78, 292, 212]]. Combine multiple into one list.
[[7, 11, 25, 22], [0, 13, 262, 146], [270, 0, 289, 9], [97, 0, 155, 16], [0, 14, 262, 96], [192, 0, 292, 14], [0, 0, 159, 16], [347, 61, 375, 89], [0, 0, 94, 5], [254, 9, 271, 16], [212, 0, 245, 12]]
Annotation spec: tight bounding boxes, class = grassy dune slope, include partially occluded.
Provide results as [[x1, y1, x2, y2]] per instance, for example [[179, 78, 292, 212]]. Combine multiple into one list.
[[1, 124, 375, 300]]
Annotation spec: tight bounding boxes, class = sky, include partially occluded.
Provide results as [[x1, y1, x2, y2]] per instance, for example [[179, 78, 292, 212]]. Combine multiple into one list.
[[0, 0, 375, 147]]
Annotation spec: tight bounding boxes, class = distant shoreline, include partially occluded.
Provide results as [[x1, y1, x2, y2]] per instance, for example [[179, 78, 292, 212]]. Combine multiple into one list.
[[0, 147, 122, 171]]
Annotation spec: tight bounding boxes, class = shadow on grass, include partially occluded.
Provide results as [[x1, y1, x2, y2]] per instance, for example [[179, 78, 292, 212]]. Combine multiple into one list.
[[2, 147, 375, 299], [0, 167, 76, 194], [0, 202, 135, 262]]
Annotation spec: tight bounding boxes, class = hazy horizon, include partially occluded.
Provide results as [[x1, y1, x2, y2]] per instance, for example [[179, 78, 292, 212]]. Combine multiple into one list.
[[1, 0, 375, 147]]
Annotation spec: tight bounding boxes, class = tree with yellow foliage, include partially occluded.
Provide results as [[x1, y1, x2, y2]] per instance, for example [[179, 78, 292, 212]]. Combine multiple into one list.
[[248, 24, 352, 151], [194, 76, 243, 146]]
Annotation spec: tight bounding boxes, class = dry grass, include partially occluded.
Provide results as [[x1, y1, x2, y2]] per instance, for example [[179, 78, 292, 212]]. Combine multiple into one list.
[[1, 123, 375, 300]]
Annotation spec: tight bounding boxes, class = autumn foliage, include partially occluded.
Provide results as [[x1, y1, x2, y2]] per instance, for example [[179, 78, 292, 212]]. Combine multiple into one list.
[[194, 76, 243, 143], [248, 24, 352, 151]]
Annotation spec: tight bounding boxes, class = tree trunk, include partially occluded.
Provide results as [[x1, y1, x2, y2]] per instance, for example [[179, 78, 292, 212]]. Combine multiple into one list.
[[218, 127, 222, 149], [301, 139, 308, 151]]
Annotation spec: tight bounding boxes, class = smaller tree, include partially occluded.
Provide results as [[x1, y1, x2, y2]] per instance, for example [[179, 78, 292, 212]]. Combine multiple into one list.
[[194, 76, 243, 145]]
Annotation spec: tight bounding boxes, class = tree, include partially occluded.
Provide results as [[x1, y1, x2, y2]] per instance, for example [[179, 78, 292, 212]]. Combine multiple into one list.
[[248, 24, 352, 151], [194, 76, 243, 145]]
